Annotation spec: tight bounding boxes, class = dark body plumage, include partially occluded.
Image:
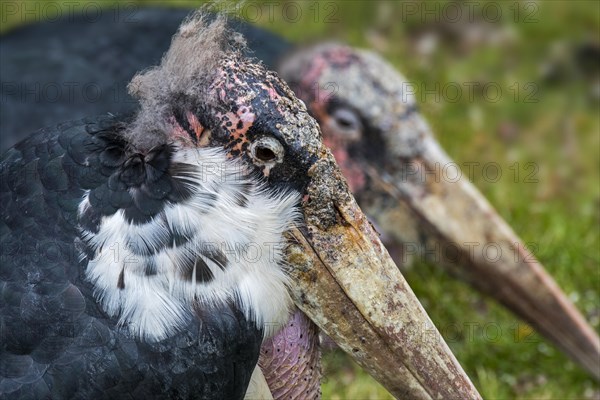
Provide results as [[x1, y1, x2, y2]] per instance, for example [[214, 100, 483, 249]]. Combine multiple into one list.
[[0, 115, 262, 399], [0, 8, 290, 152]]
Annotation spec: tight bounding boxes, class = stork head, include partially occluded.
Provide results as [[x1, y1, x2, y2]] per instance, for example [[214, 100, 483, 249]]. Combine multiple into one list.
[[280, 43, 600, 378], [78, 14, 481, 398]]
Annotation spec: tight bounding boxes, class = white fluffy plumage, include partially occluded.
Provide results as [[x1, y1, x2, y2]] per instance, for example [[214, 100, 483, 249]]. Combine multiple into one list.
[[80, 147, 300, 341]]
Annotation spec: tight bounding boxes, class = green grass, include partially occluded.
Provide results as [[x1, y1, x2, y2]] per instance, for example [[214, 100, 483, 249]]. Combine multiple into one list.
[[3, 0, 599, 398]]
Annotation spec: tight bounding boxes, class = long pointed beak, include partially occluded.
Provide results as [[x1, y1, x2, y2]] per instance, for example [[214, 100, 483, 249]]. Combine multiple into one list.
[[362, 133, 600, 380], [287, 151, 482, 399]]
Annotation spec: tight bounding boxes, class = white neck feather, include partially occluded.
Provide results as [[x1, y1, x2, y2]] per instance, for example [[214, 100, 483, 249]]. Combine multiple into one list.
[[79, 147, 299, 341]]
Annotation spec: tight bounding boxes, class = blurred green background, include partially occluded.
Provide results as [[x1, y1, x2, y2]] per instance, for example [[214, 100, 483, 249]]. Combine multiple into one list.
[[2, 0, 599, 398]]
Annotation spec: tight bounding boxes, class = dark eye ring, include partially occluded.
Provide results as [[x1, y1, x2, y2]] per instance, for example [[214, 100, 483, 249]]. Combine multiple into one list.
[[250, 137, 284, 165]]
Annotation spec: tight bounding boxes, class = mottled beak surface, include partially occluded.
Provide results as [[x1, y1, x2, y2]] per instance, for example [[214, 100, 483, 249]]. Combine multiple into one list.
[[286, 150, 482, 399], [364, 134, 600, 380]]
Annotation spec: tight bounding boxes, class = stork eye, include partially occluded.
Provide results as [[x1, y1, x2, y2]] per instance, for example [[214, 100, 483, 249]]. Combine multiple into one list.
[[256, 147, 276, 161], [331, 107, 362, 134], [250, 137, 284, 165]]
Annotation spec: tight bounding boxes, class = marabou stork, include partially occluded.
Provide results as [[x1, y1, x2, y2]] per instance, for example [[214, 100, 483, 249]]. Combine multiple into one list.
[[0, 13, 483, 399], [277, 43, 600, 381], [1, 7, 598, 394]]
